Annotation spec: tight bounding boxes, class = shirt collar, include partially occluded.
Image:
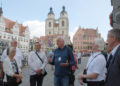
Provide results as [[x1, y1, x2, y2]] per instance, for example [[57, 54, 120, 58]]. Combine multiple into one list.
[[92, 51, 101, 57], [110, 44, 120, 56]]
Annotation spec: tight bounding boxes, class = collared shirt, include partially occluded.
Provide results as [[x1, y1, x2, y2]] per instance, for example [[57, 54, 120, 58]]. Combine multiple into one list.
[[86, 52, 107, 81], [1, 48, 24, 68], [110, 44, 120, 57], [28, 51, 47, 75]]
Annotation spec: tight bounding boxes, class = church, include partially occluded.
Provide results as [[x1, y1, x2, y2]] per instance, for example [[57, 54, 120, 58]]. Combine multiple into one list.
[[45, 6, 71, 45]]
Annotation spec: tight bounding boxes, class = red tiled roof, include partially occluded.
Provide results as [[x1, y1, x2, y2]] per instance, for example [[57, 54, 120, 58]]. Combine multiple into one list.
[[40, 34, 63, 41], [2, 17, 27, 36]]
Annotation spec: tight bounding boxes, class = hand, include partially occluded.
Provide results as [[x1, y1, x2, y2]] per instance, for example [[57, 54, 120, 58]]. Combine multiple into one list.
[[60, 62, 69, 67], [16, 78, 21, 83], [78, 74, 84, 80], [35, 69, 42, 75], [17, 75, 22, 79], [79, 79, 83, 85], [48, 57, 52, 63]]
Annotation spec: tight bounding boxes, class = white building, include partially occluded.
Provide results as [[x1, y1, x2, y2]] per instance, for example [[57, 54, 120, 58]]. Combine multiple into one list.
[[0, 7, 30, 55], [45, 6, 71, 45]]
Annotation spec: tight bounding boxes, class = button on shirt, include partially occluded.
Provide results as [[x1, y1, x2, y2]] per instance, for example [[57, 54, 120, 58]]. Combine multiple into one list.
[[28, 51, 47, 75], [86, 52, 107, 81]]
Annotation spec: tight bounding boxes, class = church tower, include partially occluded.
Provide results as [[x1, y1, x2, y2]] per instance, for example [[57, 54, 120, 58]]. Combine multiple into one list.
[[45, 7, 55, 36], [58, 6, 69, 36]]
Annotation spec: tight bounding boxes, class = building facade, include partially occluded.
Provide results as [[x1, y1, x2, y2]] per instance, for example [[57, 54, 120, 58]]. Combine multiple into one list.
[[40, 34, 63, 52], [45, 6, 69, 36], [73, 27, 101, 53], [45, 6, 71, 47], [0, 8, 30, 55]]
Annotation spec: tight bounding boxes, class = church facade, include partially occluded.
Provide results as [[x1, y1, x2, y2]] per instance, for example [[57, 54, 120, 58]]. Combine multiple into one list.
[[45, 6, 71, 45]]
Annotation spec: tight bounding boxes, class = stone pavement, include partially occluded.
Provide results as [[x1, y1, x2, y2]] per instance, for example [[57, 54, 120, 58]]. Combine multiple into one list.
[[20, 57, 89, 86]]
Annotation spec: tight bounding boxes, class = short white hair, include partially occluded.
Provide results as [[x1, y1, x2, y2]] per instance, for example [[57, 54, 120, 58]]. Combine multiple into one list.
[[7, 47, 16, 56], [56, 36, 65, 42], [94, 38, 105, 51]]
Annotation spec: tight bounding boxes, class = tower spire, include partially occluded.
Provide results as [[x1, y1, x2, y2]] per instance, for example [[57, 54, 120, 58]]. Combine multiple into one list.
[[48, 7, 54, 15]]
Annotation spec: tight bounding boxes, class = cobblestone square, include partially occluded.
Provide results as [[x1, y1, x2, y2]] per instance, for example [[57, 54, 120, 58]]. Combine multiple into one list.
[[20, 57, 88, 86]]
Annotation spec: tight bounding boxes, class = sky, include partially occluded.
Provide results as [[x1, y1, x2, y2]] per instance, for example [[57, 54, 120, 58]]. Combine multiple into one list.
[[1, 0, 113, 41]]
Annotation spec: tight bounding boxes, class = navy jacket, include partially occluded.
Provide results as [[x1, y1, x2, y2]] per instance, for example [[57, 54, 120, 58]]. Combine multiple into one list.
[[105, 46, 120, 86], [53, 46, 75, 76]]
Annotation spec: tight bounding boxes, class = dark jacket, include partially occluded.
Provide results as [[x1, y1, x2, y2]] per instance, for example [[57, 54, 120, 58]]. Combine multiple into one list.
[[105, 45, 120, 86], [53, 46, 75, 76]]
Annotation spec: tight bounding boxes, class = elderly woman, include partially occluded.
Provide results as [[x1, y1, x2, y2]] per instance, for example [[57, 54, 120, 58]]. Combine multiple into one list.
[[78, 38, 107, 86], [3, 47, 22, 86]]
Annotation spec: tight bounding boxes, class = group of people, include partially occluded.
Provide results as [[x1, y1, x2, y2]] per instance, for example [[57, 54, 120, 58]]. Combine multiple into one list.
[[78, 28, 120, 86], [0, 28, 120, 86]]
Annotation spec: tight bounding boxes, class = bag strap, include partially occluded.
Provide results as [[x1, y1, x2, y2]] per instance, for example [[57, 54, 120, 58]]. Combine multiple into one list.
[[66, 46, 71, 61], [35, 51, 43, 64], [86, 53, 101, 70], [14, 59, 19, 74]]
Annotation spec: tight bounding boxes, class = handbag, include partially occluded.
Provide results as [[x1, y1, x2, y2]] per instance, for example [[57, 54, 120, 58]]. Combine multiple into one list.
[[35, 52, 47, 77], [6, 75, 22, 85]]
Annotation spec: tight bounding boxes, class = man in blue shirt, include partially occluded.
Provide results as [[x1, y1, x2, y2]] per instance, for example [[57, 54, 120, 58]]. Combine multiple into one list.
[[48, 36, 75, 86]]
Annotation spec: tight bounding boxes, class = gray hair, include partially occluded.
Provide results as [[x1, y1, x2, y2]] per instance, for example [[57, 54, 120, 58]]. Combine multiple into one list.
[[109, 29, 120, 41], [94, 38, 105, 51], [7, 47, 16, 56], [56, 36, 65, 42]]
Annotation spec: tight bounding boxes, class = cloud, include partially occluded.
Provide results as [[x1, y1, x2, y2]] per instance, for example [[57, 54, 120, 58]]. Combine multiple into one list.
[[69, 27, 78, 42], [23, 20, 78, 42], [23, 20, 45, 38]]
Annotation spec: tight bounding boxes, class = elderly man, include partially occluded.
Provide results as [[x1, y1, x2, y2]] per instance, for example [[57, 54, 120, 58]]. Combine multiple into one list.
[[0, 39, 23, 85], [105, 29, 120, 86], [1, 39, 24, 68], [49, 36, 75, 86], [78, 38, 106, 86], [28, 42, 47, 86]]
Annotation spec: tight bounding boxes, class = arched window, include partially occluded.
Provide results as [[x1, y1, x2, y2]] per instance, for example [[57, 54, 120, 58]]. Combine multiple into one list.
[[62, 21, 65, 27], [49, 22, 51, 27]]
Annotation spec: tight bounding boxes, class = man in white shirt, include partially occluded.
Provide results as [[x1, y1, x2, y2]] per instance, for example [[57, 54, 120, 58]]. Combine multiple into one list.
[[0, 39, 23, 82], [77, 51, 81, 64], [28, 42, 47, 86], [78, 38, 106, 86]]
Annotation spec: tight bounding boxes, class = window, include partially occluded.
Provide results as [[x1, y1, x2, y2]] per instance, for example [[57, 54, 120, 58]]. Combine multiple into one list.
[[49, 32, 51, 35], [62, 21, 65, 27], [62, 31, 64, 34], [49, 22, 51, 27]]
